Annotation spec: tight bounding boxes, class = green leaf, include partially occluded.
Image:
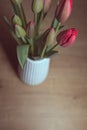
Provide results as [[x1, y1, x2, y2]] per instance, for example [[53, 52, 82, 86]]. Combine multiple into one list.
[[53, 18, 58, 29], [12, 15, 22, 26], [19, 4, 27, 28], [15, 24, 26, 38], [46, 50, 58, 58], [59, 25, 65, 30], [17, 45, 29, 69]]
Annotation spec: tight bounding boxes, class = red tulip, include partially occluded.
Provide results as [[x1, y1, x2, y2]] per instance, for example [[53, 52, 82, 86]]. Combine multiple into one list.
[[44, 0, 51, 13], [55, 0, 73, 23], [56, 28, 78, 47]]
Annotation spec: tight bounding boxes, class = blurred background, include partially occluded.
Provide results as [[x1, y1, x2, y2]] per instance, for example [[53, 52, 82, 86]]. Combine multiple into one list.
[[0, 0, 87, 130]]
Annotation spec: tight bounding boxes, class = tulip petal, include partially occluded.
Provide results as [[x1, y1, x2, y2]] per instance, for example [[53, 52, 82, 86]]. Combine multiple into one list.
[[44, 0, 51, 13], [55, 0, 73, 23], [57, 28, 78, 47]]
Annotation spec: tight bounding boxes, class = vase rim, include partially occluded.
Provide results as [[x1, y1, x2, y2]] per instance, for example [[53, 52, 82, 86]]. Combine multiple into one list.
[[27, 57, 50, 64]]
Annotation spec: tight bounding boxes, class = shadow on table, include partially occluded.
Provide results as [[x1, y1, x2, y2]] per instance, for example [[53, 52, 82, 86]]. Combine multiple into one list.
[[0, 17, 18, 75]]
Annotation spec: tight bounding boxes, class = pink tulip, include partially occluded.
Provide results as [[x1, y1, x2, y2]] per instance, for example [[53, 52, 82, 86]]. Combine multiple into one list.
[[45, 28, 55, 45], [44, 0, 51, 13], [55, 0, 73, 23], [56, 28, 78, 47]]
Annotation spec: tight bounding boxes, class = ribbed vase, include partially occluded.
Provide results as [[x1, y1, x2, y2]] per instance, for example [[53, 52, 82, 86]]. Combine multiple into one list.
[[18, 58, 50, 86]]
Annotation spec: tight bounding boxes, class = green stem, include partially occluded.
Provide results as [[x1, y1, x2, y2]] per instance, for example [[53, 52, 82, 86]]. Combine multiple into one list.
[[40, 45, 47, 58], [47, 43, 58, 53], [41, 43, 58, 58], [31, 39, 34, 56], [55, 22, 61, 35], [20, 4, 27, 28], [10, 0, 19, 15], [18, 4, 27, 28], [10, 1, 27, 28], [34, 13, 38, 36], [26, 37, 34, 56], [37, 11, 43, 35], [34, 13, 38, 25]]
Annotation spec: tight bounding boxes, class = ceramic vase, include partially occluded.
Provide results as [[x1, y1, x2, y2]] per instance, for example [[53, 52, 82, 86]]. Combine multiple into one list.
[[19, 58, 50, 85]]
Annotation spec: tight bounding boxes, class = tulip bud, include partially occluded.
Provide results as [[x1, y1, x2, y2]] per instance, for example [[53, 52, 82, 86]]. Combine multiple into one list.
[[44, 0, 51, 13], [56, 28, 78, 47], [10, 0, 27, 28], [55, 0, 73, 23], [45, 28, 55, 45], [27, 21, 35, 38], [32, 0, 43, 13], [15, 24, 26, 38], [12, 15, 22, 26]]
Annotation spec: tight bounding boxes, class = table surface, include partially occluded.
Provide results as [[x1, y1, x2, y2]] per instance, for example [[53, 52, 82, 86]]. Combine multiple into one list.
[[0, 0, 87, 130]]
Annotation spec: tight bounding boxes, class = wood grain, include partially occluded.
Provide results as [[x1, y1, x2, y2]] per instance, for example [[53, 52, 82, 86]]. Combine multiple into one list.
[[0, 0, 87, 130]]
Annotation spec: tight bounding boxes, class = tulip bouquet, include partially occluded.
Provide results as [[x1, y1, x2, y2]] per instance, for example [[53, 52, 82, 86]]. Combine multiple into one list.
[[4, 0, 78, 69]]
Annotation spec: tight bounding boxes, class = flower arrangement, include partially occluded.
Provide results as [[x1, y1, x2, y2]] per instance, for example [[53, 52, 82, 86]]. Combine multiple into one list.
[[4, 0, 78, 69]]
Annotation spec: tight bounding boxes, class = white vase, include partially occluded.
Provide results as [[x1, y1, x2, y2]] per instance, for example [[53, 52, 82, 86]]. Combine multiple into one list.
[[18, 58, 50, 86]]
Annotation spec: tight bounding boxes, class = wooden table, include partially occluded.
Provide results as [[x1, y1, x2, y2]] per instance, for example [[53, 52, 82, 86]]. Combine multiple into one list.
[[0, 0, 87, 130]]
